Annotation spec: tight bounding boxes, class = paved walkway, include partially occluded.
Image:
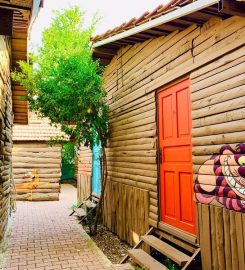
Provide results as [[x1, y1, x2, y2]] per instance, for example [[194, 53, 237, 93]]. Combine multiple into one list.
[[3, 185, 131, 270]]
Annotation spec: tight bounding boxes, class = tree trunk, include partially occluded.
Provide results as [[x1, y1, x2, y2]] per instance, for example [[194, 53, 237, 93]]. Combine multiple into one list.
[[91, 146, 107, 235]]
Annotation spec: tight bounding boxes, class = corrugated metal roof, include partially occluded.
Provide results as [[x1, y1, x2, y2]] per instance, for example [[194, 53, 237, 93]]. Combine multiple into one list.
[[13, 111, 66, 141]]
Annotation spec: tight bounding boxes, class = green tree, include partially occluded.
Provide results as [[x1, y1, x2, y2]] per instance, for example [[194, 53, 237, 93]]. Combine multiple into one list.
[[12, 6, 109, 234]]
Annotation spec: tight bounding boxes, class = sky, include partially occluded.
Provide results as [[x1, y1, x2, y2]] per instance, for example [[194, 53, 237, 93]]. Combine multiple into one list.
[[30, 0, 169, 49]]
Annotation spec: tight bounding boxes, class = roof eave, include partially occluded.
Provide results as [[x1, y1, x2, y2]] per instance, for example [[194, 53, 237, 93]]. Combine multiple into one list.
[[93, 0, 220, 49]]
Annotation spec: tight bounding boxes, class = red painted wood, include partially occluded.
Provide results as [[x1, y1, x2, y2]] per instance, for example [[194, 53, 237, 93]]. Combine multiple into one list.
[[158, 79, 196, 235]]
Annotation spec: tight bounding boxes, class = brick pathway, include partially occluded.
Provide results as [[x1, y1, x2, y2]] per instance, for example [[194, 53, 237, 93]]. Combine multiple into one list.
[[3, 184, 132, 270]]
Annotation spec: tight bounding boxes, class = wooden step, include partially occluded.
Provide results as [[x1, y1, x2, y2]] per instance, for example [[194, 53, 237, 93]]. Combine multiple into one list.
[[85, 200, 97, 208], [128, 249, 167, 270], [74, 208, 86, 217], [142, 235, 191, 267]]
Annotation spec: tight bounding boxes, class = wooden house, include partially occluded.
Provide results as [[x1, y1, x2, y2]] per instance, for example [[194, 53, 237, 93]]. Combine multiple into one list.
[[13, 111, 64, 201], [78, 0, 245, 268], [0, 0, 43, 240]]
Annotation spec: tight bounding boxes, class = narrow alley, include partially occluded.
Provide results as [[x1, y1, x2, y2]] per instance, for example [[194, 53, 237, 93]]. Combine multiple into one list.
[[3, 185, 130, 270]]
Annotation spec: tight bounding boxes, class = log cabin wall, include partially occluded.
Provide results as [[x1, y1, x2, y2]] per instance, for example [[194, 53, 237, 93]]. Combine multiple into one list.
[[12, 142, 61, 201], [191, 25, 245, 269], [77, 15, 245, 252], [12, 112, 64, 201], [77, 145, 92, 201], [0, 35, 13, 239]]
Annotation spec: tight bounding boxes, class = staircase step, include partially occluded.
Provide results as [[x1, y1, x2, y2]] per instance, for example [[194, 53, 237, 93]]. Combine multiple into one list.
[[142, 235, 191, 266], [128, 249, 167, 270], [85, 200, 97, 208], [74, 208, 86, 217]]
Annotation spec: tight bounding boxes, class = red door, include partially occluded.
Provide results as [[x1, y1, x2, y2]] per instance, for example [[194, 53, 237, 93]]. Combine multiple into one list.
[[158, 79, 196, 235]]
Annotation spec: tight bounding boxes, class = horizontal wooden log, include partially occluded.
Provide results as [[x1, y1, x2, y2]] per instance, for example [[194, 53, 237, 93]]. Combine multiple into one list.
[[13, 163, 61, 168], [149, 212, 158, 222], [192, 131, 244, 146], [16, 193, 59, 201], [145, 24, 245, 97], [191, 62, 245, 93], [108, 138, 156, 148], [12, 151, 61, 158], [110, 92, 155, 117], [193, 16, 240, 46], [192, 119, 244, 137], [193, 164, 241, 175], [148, 218, 158, 228], [110, 109, 155, 128], [108, 176, 157, 192], [107, 155, 156, 164], [192, 107, 245, 128], [13, 157, 61, 164], [110, 26, 198, 104], [110, 123, 156, 138], [109, 130, 156, 142], [150, 198, 158, 207], [108, 165, 157, 178], [193, 16, 244, 57], [110, 102, 155, 124], [14, 178, 60, 184], [192, 85, 245, 110], [192, 96, 245, 119], [107, 161, 157, 171], [150, 205, 158, 215], [192, 143, 238, 156], [16, 188, 60, 194], [13, 168, 61, 174], [108, 171, 157, 185], [149, 191, 158, 200], [106, 142, 156, 151], [26, 173, 60, 179], [106, 149, 156, 157], [16, 183, 59, 189], [193, 155, 242, 166], [109, 96, 155, 120], [191, 45, 245, 80]]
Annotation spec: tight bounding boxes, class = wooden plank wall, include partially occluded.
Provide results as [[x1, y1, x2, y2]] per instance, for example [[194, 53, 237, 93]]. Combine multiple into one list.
[[12, 143, 61, 201], [190, 24, 245, 270], [198, 203, 245, 270], [0, 35, 12, 239], [191, 45, 245, 208], [104, 180, 149, 246], [11, 28, 28, 124], [101, 16, 245, 234], [77, 145, 92, 201]]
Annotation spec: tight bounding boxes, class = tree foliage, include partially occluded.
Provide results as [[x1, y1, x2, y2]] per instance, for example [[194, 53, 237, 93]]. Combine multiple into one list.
[[12, 6, 109, 149], [12, 7, 109, 234]]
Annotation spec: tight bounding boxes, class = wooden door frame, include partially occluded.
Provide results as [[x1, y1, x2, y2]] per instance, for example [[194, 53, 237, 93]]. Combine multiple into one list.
[[156, 76, 198, 244]]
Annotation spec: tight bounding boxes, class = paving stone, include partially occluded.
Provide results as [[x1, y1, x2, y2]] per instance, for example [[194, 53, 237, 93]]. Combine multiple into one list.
[[3, 184, 130, 270]]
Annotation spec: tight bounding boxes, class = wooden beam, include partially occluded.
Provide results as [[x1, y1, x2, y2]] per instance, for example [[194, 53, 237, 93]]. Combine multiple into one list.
[[0, 8, 13, 35], [219, 0, 245, 17], [93, 47, 117, 57], [0, 3, 31, 11]]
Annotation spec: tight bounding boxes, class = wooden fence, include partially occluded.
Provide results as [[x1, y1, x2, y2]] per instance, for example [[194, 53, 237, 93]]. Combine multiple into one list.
[[103, 180, 149, 246], [198, 203, 245, 270], [77, 145, 92, 201], [77, 174, 91, 202]]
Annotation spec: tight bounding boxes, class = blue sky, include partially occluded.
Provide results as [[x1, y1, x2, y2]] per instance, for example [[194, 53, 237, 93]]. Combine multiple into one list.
[[30, 0, 169, 48]]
